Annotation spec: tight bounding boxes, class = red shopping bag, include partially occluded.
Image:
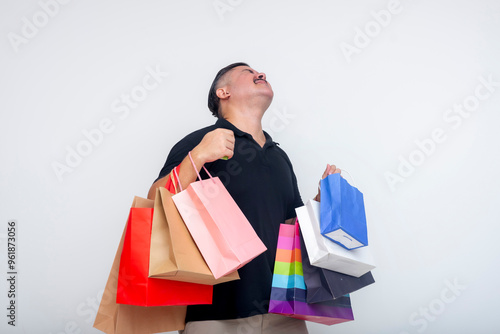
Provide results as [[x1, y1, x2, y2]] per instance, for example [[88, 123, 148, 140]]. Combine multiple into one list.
[[116, 196, 213, 306], [93, 219, 186, 334]]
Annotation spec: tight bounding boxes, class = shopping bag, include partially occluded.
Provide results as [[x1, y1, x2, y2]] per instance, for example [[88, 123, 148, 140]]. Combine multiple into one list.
[[297, 199, 375, 277], [93, 214, 186, 333], [320, 173, 368, 249], [116, 196, 213, 306], [269, 222, 354, 326], [172, 152, 267, 279], [149, 185, 240, 285], [300, 233, 375, 303]]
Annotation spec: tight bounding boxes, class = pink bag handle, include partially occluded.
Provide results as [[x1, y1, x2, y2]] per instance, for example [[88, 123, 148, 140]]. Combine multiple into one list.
[[188, 151, 215, 183]]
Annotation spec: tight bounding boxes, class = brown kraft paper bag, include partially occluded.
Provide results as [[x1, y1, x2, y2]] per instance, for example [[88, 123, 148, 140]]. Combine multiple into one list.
[[93, 196, 186, 334]]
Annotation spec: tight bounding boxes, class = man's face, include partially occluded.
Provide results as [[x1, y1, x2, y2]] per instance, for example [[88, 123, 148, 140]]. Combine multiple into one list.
[[224, 66, 274, 102]]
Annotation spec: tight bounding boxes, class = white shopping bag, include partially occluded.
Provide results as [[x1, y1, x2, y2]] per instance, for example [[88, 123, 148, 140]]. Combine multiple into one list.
[[296, 200, 375, 278]]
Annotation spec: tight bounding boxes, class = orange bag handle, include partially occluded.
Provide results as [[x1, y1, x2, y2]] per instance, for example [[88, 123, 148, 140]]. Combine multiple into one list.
[[172, 167, 182, 192]]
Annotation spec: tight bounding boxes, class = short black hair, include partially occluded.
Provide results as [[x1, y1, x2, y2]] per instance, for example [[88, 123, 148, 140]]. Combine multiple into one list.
[[208, 62, 249, 118]]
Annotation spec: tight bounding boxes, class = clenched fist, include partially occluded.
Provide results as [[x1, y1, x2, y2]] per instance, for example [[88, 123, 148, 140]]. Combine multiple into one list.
[[321, 164, 341, 179], [191, 128, 235, 164], [314, 164, 341, 202]]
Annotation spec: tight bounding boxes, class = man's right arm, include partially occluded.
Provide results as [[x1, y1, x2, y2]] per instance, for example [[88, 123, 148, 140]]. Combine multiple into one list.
[[147, 128, 235, 200]]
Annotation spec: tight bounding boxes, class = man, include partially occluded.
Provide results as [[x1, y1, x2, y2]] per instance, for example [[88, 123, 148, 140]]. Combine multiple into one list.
[[148, 62, 340, 333]]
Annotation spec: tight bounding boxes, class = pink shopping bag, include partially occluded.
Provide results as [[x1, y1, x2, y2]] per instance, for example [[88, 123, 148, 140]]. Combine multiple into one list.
[[172, 152, 267, 279]]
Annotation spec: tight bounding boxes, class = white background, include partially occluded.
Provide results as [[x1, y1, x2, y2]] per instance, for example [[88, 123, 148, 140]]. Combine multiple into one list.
[[1, 0, 499, 333]]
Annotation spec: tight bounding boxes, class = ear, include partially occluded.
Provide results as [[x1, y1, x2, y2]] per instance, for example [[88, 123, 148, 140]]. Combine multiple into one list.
[[216, 87, 230, 100]]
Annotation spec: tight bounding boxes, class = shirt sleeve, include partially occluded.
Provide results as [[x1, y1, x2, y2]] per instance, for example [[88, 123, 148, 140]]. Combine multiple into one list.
[[279, 148, 303, 220], [292, 168, 304, 207], [287, 166, 304, 219]]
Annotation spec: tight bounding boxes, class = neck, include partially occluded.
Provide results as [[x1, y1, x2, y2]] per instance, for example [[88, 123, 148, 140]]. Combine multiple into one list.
[[223, 107, 267, 146]]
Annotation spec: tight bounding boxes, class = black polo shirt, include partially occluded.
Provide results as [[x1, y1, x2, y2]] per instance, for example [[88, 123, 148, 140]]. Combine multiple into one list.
[[155, 118, 303, 321]]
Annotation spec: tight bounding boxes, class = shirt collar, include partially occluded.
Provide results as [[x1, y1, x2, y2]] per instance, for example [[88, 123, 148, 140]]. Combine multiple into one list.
[[215, 118, 247, 137], [215, 118, 276, 147]]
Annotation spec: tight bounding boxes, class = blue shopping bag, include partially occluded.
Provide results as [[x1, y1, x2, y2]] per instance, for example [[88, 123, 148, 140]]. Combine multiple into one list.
[[320, 173, 368, 250]]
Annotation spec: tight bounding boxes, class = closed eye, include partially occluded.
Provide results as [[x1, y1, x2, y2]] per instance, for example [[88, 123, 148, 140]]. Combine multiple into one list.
[[244, 69, 254, 74]]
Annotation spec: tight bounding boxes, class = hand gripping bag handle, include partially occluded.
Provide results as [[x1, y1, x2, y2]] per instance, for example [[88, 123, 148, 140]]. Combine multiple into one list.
[[188, 151, 216, 184]]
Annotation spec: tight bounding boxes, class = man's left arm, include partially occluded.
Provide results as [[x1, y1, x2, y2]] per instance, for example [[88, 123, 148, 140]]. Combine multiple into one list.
[[285, 163, 341, 225]]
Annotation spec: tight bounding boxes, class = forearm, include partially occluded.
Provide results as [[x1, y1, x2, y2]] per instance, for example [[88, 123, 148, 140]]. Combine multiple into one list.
[[177, 148, 205, 190]]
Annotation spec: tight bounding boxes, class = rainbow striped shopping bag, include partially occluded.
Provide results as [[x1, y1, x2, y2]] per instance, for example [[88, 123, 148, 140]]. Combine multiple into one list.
[[269, 222, 354, 326]]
